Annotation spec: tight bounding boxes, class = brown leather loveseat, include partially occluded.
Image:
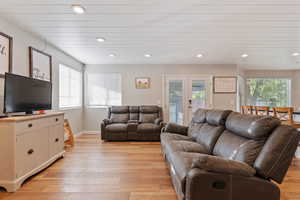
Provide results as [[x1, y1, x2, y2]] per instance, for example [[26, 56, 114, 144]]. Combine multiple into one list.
[[161, 108, 300, 200], [101, 105, 163, 141]]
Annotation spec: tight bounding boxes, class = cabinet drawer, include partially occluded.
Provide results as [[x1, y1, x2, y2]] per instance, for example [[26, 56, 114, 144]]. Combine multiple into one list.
[[15, 118, 49, 135], [49, 124, 64, 158], [16, 128, 49, 178], [49, 115, 64, 126]]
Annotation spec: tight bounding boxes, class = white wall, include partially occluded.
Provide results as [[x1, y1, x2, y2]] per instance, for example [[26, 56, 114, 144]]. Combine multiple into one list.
[[84, 64, 238, 132], [0, 17, 84, 134]]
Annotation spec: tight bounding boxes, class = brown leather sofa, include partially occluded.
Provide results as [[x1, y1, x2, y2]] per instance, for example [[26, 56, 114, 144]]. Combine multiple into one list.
[[161, 109, 300, 200], [101, 105, 163, 141]]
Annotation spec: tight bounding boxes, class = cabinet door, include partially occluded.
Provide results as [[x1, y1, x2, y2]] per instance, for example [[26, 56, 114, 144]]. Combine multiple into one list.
[[16, 128, 49, 178], [49, 124, 64, 158]]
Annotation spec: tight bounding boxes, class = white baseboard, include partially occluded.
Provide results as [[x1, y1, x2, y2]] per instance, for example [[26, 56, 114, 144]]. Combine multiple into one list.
[[80, 131, 100, 135]]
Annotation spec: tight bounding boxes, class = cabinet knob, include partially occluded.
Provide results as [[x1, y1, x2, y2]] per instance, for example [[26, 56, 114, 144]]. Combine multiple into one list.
[[27, 149, 34, 155], [28, 123, 33, 128], [55, 118, 59, 122], [55, 138, 59, 142]]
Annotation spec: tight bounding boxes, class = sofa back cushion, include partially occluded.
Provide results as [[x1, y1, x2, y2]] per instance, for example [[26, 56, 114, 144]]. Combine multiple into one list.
[[195, 124, 225, 154], [129, 106, 139, 120], [188, 109, 231, 142], [139, 105, 161, 123], [213, 130, 265, 166], [225, 112, 281, 139], [109, 106, 129, 123], [254, 125, 300, 183], [213, 112, 281, 166]]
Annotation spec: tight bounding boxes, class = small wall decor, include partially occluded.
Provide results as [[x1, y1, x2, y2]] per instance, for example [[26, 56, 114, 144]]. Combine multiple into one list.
[[0, 32, 13, 78], [135, 77, 151, 89], [29, 47, 52, 82], [213, 76, 237, 94]]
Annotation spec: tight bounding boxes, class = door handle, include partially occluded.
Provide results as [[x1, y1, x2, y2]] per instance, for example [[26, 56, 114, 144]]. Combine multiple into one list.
[[27, 149, 34, 155]]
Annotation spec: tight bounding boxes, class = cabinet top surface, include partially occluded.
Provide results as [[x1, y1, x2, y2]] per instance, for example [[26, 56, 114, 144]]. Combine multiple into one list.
[[0, 112, 64, 122]]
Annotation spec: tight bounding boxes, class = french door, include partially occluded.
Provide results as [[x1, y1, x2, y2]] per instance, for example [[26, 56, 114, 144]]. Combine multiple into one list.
[[164, 75, 212, 125]]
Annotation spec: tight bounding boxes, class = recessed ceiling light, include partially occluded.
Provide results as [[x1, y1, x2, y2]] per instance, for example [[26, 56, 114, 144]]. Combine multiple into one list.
[[109, 54, 116, 57], [241, 54, 249, 58], [96, 37, 106, 42], [292, 52, 300, 56], [144, 54, 152, 58], [196, 54, 203, 58], [72, 5, 86, 14]]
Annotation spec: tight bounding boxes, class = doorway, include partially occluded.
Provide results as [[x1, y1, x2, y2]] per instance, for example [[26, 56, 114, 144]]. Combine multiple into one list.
[[164, 75, 213, 125]]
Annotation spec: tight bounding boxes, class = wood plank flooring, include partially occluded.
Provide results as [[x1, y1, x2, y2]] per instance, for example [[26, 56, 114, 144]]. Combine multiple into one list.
[[0, 134, 299, 200]]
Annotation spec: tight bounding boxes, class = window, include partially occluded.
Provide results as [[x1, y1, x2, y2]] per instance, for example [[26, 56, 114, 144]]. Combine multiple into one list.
[[86, 73, 122, 107], [59, 64, 82, 108], [246, 78, 291, 107]]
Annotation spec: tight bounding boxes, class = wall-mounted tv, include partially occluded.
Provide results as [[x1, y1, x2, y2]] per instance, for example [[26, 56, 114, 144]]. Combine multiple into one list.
[[4, 73, 52, 114]]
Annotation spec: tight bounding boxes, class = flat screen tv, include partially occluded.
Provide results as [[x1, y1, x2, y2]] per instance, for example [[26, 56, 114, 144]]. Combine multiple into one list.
[[4, 73, 52, 114]]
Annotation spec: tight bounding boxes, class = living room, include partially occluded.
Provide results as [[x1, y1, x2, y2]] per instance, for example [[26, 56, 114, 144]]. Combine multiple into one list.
[[0, 1, 300, 200]]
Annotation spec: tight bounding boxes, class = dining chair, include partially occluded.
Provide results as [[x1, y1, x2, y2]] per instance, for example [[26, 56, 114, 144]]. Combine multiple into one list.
[[273, 107, 300, 129], [254, 106, 270, 116], [241, 105, 253, 115]]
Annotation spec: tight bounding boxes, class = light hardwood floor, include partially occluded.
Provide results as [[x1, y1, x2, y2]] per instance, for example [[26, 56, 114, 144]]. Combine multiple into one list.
[[0, 134, 299, 200]]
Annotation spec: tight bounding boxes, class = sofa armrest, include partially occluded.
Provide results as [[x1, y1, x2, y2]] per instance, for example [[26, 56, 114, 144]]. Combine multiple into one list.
[[154, 118, 163, 125], [185, 168, 278, 200], [192, 155, 256, 177], [164, 123, 188, 135], [103, 119, 112, 125]]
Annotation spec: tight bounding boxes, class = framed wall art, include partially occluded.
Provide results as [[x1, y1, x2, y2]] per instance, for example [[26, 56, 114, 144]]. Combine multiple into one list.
[[29, 47, 52, 82], [0, 32, 13, 78], [135, 77, 150, 89], [213, 76, 237, 94]]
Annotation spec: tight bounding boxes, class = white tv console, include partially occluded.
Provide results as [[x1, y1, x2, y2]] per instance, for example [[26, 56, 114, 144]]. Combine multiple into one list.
[[0, 112, 65, 192]]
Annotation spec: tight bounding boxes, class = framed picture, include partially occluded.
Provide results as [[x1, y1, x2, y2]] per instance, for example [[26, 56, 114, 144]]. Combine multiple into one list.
[[213, 76, 237, 94], [29, 47, 52, 82], [0, 32, 13, 78], [135, 77, 150, 89]]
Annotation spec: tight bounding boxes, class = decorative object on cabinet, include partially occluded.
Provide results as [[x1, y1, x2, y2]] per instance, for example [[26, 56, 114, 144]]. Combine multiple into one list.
[[29, 47, 52, 82], [135, 77, 150, 89], [213, 76, 237, 93], [0, 112, 64, 192], [0, 32, 13, 78], [64, 119, 74, 147]]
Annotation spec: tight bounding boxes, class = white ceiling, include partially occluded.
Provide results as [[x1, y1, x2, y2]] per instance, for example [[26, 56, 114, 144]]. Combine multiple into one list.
[[1, 0, 300, 69]]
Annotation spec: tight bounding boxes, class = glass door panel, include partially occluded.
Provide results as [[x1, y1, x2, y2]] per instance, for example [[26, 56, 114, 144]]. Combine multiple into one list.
[[168, 80, 184, 125], [191, 80, 206, 112]]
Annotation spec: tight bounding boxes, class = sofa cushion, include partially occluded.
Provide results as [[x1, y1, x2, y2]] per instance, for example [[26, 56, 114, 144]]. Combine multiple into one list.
[[195, 123, 225, 154], [106, 123, 128, 133], [137, 123, 161, 133], [206, 110, 232, 126], [111, 113, 129, 123], [139, 113, 159, 123], [213, 130, 265, 166], [166, 141, 209, 154], [225, 112, 281, 139]]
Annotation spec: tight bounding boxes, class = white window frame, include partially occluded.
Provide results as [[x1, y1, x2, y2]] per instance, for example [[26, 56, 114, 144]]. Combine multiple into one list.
[[59, 64, 83, 110], [246, 77, 292, 107], [85, 72, 122, 108]]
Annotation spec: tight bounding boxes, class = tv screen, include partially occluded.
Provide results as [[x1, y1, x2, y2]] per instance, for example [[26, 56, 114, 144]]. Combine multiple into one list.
[[4, 73, 52, 114]]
